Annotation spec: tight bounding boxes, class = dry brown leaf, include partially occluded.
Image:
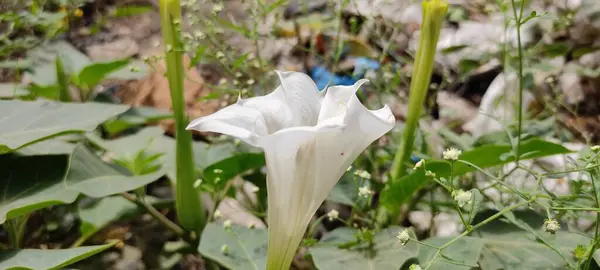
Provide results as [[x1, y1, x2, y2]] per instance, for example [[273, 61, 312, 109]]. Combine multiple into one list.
[[115, 54, 220, 135]]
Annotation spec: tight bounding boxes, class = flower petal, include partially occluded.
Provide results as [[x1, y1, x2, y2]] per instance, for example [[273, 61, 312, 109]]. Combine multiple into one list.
[[274, 70, 322, 127], [318, 79, 368, 123], [185, 100, 269, 146]]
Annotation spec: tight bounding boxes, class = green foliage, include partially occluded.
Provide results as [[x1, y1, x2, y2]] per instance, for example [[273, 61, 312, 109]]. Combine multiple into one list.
[[310, 227, 418, 270], [380, 139, 572, 211], [0, 242, 117, 270], [198, 223, 268, 270], [0, 100, 128, 153]]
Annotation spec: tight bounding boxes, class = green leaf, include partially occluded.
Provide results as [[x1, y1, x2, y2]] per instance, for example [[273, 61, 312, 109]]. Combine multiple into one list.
[[0, 100, 128, 152], [0, 144, 165, 224], [198, 223, 268, 270], [113, 5, 154, 17], [0, 242, 116, 270], [310, 226, 419, 270], [466, 189, 483, 226], [328, 169, 370, 206], [101, 107, 172, 136], [203, 153, 265, 189], [78, 196, 137, 237], [87, 127, 236, 182], [17, 139, 76, 156], [381, 139, 572, 211], [418, 236, 484, 270], [24, 41, 91, 86], [76, 59, 130, 89]]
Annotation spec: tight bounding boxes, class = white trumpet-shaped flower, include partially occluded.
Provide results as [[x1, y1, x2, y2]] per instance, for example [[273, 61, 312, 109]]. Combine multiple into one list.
[[186, 71, 395, 270]]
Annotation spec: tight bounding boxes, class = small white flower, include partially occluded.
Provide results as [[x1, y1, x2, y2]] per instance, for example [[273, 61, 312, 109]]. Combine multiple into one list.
[[453, 189, 472, 207], [246, 79, 255, 85], [354, 169, 371, 180], [193, 179, 203, 188], [592, 145, 600, 152], [327, 209, 339, 221], [223, 219, 232, 229], [443, 148, 462, 160], [425, 170, 436, 178], [396, 229, 410, 245], [346, 166, 352, 172], [409, 264, 423, 270], [218, 78, 228, 85], [413, 159, 424, 170], [213, 168, 223, 174], [358, 186, 373, 198], [235, 72, 243, 78], [212, 4, 223, 13], [216, 51, 225, 59], [220, 244, 229, 254], [250, 186, 260, 193], [544, 219, 560, 234], [213, 210, 223, 219]]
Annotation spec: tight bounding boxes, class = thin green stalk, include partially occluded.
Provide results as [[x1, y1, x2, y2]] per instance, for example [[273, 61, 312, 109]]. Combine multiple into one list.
[[159, 0, 205, 236], [55, 56, 71, 102], [584, 172, 600, 270], [390, 0, 447, 181], [510, 0, 525, 163]]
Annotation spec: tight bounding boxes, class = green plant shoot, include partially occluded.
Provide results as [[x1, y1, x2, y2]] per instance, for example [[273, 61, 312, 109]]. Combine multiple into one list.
[[158, 0, 205, 235]]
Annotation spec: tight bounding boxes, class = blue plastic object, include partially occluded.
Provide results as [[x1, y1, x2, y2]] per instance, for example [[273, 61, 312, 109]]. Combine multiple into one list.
[[310, 57, 380, 90]]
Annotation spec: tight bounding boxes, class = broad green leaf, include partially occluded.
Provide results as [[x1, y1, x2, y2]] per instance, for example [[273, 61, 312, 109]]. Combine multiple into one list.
[[87, 127, 236, 182], [0, 242, 116, 270], [467, 189, 483, 226], [0, 100, 128, 152], [479, 231, 589, 269], [203, 153, 265, 189], [310, 226, 419, 270], [17, 139, 75, 156], [78, 196, 137, 238], [198, 223, 268, 270], [0, 144, 165, 224], [418, 236, 484, 270], [101, 107, 172, 136], [75, 59, 130, 89], [381, 139, 572, 211]]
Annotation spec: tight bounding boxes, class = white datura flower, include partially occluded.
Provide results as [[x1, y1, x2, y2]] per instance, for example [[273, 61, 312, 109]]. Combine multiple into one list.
[[186, 71, 395, 270]]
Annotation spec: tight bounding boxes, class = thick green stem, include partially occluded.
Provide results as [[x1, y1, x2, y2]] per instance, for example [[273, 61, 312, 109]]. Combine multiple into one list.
[[159, 0, 205, 236], [510, 0, 525, 164], [390, 0, 447, 181]]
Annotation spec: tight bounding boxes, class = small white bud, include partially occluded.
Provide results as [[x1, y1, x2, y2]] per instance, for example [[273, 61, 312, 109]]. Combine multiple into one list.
[[346, 166, 352, 172], [213, 168, 223, 174], [453, 189, 472, 208], [425, 170, 436, 178], [413, 159, 424, 170], [591, 145, 600, 152], [409, 264, 423, 270], [193, 179, 202, 188], [213, 210, 223, 219], [250, 186, 259, 193], [235, 72, 243, 78], [223, 219, 232, 229], [215, 177, 221, 183], [165, 44, 173, 52], [248, 223, 256, 229], [220, 244, 229, 254], [544, 219, 560, 234], [212, 4, 223, 14], [354, 170, 371, 180], [246, 79, 255, 85], [327, 209, 339, 221], [218, 78, 228, 85], [358, 186, 373, 198], [397, 229, 410, 245], [216, 51, 225, 59], [443, 148, 462, 161]]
